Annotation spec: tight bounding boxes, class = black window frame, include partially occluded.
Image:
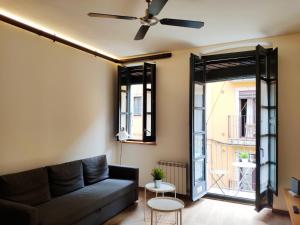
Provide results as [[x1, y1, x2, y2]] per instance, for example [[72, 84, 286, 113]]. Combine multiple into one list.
[[117, 63, 156, 143]]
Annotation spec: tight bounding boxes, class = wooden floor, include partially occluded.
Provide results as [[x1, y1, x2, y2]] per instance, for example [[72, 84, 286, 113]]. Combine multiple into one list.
[[104, 191, 291, 225]]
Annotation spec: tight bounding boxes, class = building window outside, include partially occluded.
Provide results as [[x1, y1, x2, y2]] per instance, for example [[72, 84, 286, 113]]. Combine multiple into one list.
[[133, 96, 142, 116], [239, 90, 256, 138]]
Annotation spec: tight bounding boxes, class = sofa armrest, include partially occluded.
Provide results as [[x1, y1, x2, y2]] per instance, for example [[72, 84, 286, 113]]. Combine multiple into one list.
[[108, 165, 139, 184], [0, 198, 38, 225]]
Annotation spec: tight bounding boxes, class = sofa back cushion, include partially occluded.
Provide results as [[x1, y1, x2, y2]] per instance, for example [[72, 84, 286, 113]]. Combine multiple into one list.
[[0, 167, 51, 206], [47, 160, 84, 197], [82, 155, 109, 185]]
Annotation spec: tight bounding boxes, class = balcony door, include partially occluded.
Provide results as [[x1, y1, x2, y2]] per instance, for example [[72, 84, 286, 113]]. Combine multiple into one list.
[[189, 47, 278, 208]]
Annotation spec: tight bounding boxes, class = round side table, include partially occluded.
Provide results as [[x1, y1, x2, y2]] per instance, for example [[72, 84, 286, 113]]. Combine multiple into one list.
[[144, 182, 176, 221], [147, 197, 184, 225]]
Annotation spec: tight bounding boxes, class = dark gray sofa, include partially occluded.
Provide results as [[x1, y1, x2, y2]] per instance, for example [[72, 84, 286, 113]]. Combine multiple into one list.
[[0, 155, 139, 225]]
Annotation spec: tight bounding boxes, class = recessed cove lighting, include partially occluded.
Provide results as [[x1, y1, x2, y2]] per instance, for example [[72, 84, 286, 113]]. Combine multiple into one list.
[[0, 8, 118, 60]]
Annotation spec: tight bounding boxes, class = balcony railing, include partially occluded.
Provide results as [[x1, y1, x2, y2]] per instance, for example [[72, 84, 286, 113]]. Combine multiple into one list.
[[228, 115, 256, 139], [228, 115, 256, 146], [207, 139, 256, 200]]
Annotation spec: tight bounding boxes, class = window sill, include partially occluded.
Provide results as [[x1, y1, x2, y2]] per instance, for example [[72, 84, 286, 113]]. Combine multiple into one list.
[[121, 140, 156, 145]]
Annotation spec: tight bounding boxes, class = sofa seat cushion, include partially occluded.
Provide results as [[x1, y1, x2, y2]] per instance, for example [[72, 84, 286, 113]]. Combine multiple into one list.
[[47, 160, 84, 197], [0, 168, 51, 206], [82, 155, 109, 185], [37, 179, 135, 225]]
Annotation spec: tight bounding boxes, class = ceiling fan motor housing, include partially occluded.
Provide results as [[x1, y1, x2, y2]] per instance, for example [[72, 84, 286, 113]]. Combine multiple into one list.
[[140, 16, 159, 26]]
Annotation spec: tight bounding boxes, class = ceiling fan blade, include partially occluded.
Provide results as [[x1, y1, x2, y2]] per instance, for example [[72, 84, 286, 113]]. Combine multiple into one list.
[[88, 13, 138, 20], [134, 25, 150, 40], [160, 18, 204, 29], [148, 0, 168, 16]]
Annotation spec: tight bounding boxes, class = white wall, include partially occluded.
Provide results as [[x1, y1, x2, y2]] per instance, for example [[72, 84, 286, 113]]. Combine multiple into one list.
[[121, 33, 300, 210], [0, 21, 117, 174]]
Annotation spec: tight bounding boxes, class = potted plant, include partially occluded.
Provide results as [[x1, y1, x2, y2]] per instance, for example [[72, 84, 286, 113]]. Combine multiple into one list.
[[240, 152, 249, 163], [151, 168, 165, 188]]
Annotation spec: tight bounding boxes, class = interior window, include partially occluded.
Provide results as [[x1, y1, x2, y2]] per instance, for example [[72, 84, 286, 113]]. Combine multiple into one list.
[[117, 63, 156, 142]]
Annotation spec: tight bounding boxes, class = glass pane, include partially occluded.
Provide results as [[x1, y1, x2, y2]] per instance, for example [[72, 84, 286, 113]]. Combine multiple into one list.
[[147, 83, 151, 89], [270, 82, 276, 106], [129, 84, 143, 140], [147, 90, 152, 113], [194, 109, 204, 132], [194, 84, 204, 107], [133, 97, 142, 115], [261, 108, 268, 135], [121, 92, 127, 113], [270, 164, 276, 191], [270, 136, 276, 163], [146, 114, 151, 136], [121, 85, 127, 91], [270, 109, 276, 134], [260, 136, 269, 164], [261, 80, 268, 106], [194, 134, 204, 157], [260, 164, 269, 193], [195, 159, 205, 182], [120, 114, 127, 131]]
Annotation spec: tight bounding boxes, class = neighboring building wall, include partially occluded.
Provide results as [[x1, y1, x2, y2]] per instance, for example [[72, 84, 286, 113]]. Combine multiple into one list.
[[206, 80, 256, 143], [129, 84, 143, 139]]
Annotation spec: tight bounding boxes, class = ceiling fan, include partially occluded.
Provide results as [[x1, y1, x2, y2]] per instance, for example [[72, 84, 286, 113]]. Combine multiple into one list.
[[88, 0, 204, 40]]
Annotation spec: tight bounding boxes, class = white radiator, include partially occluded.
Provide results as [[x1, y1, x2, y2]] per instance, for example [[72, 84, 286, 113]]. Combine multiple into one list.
[[158, 160, 187, 195]]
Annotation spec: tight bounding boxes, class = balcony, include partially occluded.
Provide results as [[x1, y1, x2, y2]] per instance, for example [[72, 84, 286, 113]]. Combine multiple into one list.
[[207, 115, 256, 200], [228, 115, 256, 145]]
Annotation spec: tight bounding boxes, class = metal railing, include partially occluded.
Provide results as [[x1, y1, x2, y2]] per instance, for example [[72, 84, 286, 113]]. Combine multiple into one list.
[[228, 115, 256, 140], [207, 139, 256, 199]]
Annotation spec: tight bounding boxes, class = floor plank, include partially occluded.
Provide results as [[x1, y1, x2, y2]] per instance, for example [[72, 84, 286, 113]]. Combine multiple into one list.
[[104, 191, 291, 225]]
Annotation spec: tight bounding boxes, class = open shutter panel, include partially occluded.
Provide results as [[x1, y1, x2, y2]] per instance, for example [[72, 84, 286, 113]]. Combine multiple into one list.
[[255, 45, 278, 211], [190, 54, 207, 201], [118, 65, 130, 137], [268, 48, 278, 195], [143, 63, 156, 142]]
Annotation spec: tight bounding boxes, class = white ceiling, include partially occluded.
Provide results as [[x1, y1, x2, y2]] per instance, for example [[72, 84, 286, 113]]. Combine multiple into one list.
[[1, 0, 300, 58]]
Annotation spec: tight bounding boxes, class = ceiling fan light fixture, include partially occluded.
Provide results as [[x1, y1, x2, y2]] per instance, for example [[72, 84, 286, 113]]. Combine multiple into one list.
[[88, 0, 204, 40], [140, 17, 159, 26]]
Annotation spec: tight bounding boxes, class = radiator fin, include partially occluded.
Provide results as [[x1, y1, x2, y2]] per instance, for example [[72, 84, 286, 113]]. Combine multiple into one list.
[[158, 160, 187, 195]]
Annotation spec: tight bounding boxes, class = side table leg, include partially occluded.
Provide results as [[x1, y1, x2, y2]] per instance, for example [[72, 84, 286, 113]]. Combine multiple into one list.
[[180, 209, 182, 225], [175, 211, 178, 225], [150, 209, 153, 225]]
